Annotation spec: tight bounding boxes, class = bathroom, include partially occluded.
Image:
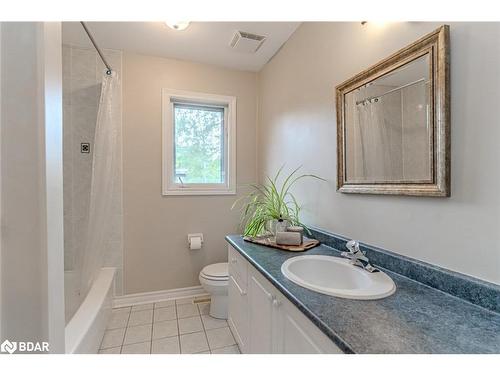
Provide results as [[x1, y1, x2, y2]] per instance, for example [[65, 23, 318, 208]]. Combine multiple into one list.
[[0, 0, 499, 372]]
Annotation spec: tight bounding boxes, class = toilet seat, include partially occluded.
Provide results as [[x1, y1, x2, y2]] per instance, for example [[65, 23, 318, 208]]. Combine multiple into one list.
[[200, 262, 228, 281]]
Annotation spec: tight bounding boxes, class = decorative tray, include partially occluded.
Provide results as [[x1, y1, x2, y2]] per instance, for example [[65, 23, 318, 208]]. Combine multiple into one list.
[[243, 235, 320, 252]]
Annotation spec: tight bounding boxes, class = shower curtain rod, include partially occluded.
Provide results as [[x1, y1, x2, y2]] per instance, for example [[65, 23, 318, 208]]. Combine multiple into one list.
[[80, 22, 112, 75], [356, 78, 428, 106]]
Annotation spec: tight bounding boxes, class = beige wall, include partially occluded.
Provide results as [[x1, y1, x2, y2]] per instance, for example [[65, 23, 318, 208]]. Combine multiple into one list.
[[258, 22, 500, 284], [122, 53, 257, 294]]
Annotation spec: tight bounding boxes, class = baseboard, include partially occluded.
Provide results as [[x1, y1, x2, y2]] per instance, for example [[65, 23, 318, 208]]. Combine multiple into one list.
[[113, 285, 208, 308]]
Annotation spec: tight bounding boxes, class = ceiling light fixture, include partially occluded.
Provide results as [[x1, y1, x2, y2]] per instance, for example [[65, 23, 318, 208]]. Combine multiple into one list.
[[165, 21, 191, 31]]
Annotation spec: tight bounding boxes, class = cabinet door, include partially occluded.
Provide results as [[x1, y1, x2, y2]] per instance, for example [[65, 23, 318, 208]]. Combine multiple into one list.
[[248, 271, 274, 353], [228, 275, 248, 353], [275, 296, 343, 354]]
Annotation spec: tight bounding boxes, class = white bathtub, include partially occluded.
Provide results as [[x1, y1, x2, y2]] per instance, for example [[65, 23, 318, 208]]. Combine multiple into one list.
[[65, 267, 115, 353]]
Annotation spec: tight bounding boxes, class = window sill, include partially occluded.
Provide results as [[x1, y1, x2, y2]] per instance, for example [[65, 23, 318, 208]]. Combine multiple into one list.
[[163, 188, 236, 196]]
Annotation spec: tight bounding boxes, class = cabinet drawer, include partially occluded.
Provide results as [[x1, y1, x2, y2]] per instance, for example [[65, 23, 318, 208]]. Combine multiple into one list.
[[228, 245, 247, 289]]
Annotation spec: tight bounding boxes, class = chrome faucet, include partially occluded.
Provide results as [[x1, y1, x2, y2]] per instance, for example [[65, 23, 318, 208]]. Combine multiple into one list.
[[341, 240, 379, 273]]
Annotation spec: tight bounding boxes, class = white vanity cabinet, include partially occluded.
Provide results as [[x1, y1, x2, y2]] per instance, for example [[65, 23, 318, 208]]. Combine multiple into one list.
[[228, 246, 249, 353], [227, 244, 343, 354], [248, 270, 275, 352]]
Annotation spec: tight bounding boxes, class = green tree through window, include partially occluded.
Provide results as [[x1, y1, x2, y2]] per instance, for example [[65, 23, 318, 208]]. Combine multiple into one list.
[[174, 103, 224, 184]]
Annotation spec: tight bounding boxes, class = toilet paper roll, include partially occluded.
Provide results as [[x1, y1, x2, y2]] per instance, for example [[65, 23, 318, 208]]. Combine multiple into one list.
[[190, 236, 202, 250]]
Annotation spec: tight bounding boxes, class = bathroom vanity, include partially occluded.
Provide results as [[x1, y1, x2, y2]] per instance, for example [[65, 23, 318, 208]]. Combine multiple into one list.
[[226, 234, 500, 354], [228, 244, 343, 354]]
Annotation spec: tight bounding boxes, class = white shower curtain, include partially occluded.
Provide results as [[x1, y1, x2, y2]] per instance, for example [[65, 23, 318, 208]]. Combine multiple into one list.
[[356, 96, 396, 181], [78, 71, 120, 297]]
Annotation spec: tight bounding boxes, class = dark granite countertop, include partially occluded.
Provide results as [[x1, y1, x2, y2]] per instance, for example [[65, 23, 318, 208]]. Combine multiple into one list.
[[226, 235, 500, 354]]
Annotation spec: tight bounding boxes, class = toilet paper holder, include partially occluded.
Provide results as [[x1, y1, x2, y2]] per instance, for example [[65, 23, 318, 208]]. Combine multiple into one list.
[[188, 233, 204, 249]]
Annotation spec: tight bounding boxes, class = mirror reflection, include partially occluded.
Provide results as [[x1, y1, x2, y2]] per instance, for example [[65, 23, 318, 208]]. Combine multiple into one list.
[[344, 53, 432, 183]]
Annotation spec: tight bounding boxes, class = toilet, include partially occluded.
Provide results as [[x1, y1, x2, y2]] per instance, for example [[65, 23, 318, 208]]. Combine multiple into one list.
[[199, 262, 229, 319]]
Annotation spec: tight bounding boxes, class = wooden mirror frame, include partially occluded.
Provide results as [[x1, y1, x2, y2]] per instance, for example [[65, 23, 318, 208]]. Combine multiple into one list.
[[336, 25, 450, 197]]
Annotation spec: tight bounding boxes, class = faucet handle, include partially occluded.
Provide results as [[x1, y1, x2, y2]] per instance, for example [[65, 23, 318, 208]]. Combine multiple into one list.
[[343, 239, 378, 273], [346, 240, 360, 253]]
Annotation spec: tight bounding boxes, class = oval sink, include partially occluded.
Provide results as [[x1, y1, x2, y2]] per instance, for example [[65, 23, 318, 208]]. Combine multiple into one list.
[[281, 255, 396, 300]]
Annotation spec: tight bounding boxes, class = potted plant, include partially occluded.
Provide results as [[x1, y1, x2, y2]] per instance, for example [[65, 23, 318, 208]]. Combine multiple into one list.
[[232, 166, 325, 238]]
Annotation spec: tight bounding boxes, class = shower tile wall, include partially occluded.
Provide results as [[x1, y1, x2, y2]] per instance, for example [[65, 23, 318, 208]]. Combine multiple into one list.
[[63, 44, 124, 308]]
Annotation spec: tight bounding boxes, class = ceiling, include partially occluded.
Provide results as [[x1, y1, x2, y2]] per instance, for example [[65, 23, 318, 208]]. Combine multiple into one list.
[[62, 22, 300, 72]]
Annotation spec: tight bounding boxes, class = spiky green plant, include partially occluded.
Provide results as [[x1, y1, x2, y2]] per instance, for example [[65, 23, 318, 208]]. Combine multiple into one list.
[[231, 166, 325, 238]]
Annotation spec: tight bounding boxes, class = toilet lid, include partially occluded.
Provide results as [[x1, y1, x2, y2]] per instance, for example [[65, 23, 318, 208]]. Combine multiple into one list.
[[200, 262, 228, 280]]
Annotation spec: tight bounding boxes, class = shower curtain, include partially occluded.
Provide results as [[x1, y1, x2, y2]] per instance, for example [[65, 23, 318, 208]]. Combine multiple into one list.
[[355, 95, 397, 181], [77, 71, 120, 298]]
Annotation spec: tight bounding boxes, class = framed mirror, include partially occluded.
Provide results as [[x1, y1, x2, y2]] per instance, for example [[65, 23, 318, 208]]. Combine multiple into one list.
[[336, 25, 450, 196]]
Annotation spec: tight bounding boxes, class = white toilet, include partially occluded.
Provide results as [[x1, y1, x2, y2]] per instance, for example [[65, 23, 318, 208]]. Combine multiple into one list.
[[199, 262, 229, 319]]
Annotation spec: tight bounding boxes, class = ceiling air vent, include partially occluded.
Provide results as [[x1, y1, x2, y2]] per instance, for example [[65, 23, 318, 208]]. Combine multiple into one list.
[[230, 31, 266, 53]]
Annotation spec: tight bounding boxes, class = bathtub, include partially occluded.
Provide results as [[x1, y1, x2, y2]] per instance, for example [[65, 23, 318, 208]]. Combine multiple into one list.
[[65, 267, 115, 353]]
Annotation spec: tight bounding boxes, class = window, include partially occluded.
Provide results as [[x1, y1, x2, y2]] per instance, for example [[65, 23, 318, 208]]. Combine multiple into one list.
[[162, 89, 236, 195]]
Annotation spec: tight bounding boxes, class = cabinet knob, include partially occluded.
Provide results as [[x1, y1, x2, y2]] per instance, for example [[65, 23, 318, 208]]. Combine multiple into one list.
[[272, 298, 281, 307]]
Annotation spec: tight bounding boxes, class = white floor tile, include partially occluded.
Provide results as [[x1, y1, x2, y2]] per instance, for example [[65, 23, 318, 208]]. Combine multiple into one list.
[[154, 306, 177, 322], [128, 309, 153, 326], [100, 328, 126, 349], [177, 303, 199, 318], [151, 336, 180, 354], [179, 332, 209, 354], [121, 341, 151, 354], [201, 315, 228, 330], [178, 316, 203, 335], [131, 303, 154, 312], [211, 345, 240, 354], [206, 327, 236, 350], [123, 324, 152, 345], [107, 310, 130, 329], [98, 346, 121, 354], [101, 297, 242, 355], [198, 302, 210, 316], [154, 300, 175, 309], [153, 320, 178, 340]]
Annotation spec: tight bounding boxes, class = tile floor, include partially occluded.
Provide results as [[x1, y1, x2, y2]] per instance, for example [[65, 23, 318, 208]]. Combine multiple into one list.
[[99, 297, 240, 354]]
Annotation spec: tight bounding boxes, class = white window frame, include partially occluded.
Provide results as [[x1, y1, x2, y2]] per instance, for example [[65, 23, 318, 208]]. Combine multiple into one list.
[[162, 88, 236, 196]]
